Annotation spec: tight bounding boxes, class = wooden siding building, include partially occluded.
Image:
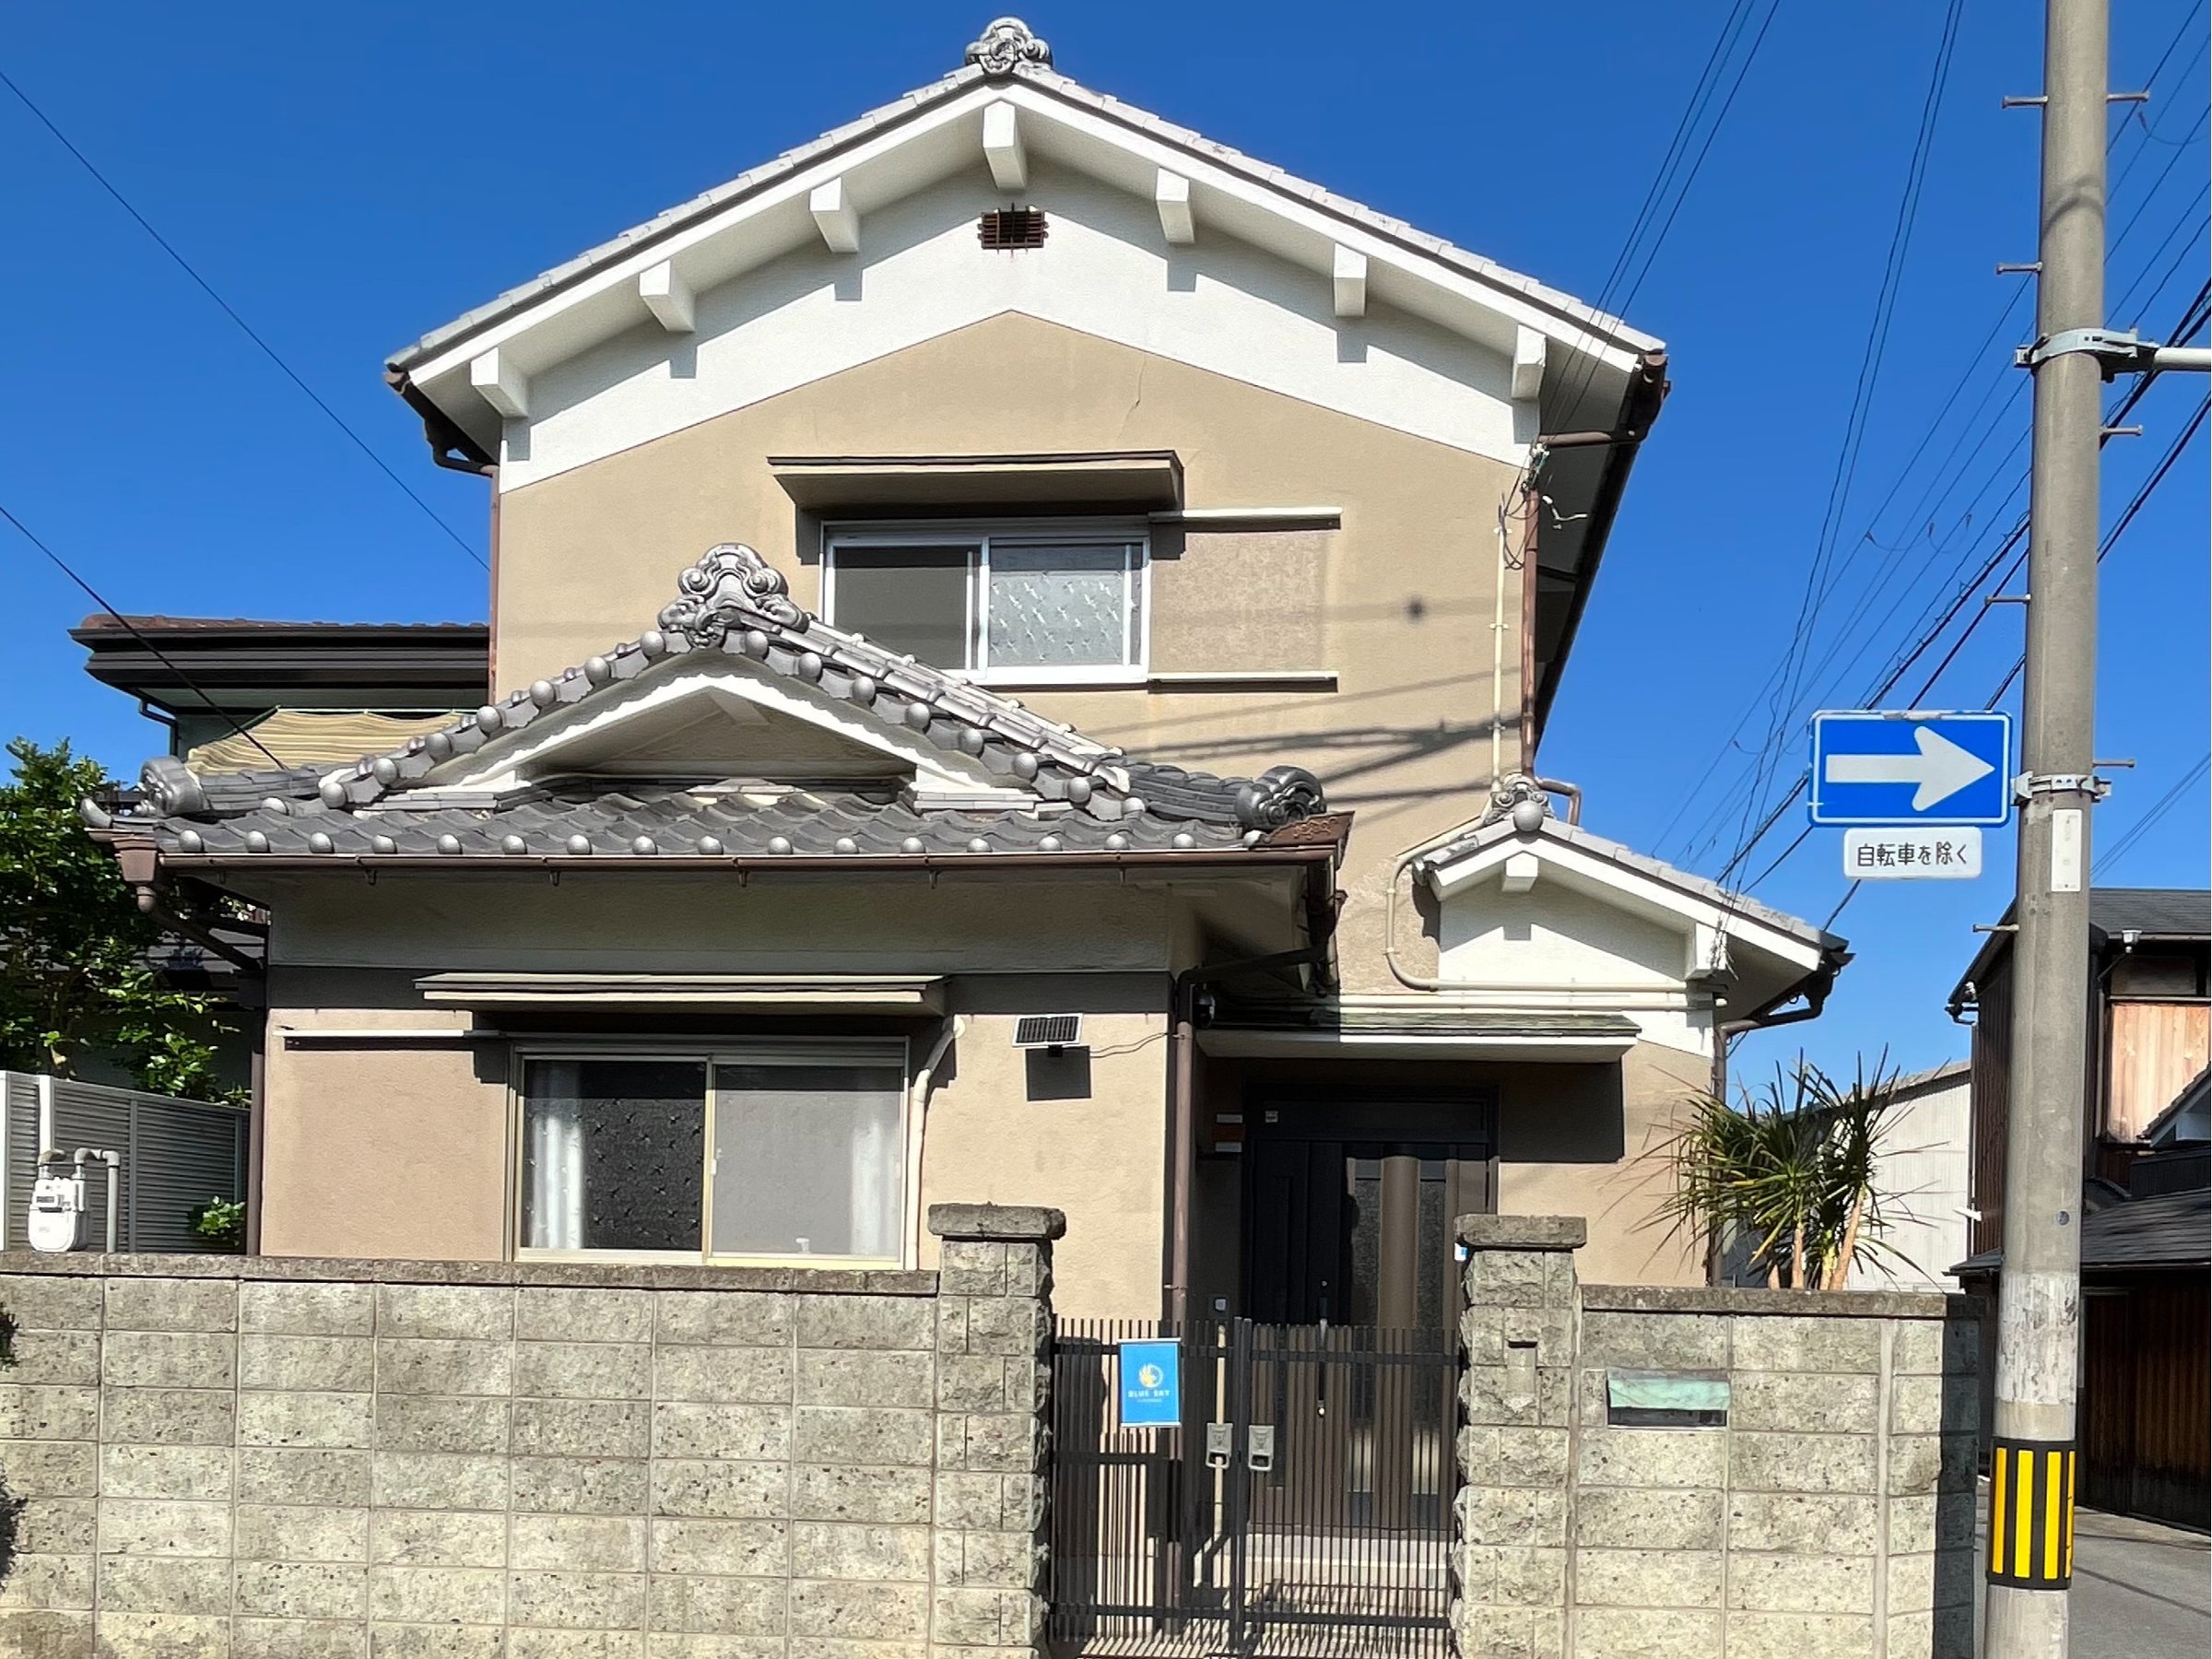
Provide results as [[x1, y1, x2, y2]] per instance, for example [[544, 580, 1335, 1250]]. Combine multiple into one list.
[[1950, 888, 2209, 1530]]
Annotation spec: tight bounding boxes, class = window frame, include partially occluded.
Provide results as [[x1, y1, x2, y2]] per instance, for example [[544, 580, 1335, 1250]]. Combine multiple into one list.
[[507, 1037, 912, 1270], [820, 517, 1151, 687]]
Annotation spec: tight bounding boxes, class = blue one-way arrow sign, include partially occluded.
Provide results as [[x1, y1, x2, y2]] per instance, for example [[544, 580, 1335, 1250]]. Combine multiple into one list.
[[1809, 712, 2012, 827]]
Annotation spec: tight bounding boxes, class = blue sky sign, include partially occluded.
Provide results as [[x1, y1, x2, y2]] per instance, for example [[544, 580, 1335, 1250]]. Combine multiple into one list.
[[1118, 1339, 1181, 1429], [1809, 712, 2012, 828]]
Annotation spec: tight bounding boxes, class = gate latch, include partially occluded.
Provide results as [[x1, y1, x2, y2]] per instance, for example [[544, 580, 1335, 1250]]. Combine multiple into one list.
[[1204, 1423, 1233, 1470], [1246, 1426, 1277, 1473]]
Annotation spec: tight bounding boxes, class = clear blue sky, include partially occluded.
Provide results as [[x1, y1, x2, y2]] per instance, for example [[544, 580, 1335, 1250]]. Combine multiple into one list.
[[4, 1, 2205, 1085]]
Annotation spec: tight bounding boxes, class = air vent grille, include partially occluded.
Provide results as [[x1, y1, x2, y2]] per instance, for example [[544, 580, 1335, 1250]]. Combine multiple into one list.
[[1012, 1014, 1083, 1050], [979, 207, 1049, 250]]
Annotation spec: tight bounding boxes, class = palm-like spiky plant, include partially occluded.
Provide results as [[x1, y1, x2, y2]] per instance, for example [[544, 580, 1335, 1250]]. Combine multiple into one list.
[[1654, 1055, 1908, 1289]]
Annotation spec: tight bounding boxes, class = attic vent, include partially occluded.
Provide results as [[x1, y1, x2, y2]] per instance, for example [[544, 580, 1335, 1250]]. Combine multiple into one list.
[[1012, 1014, 1083, 1050], [979, 207, 1049, 250]]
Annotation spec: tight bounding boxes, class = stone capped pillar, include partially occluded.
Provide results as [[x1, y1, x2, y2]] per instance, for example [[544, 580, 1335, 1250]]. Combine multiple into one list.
[[1453, 1215, 1585, 1659], [927, 1203, 1065, 1659]]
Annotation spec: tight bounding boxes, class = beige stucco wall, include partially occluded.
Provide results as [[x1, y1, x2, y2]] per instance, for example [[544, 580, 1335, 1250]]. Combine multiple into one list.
[[916, 1009, 1170, 1318], [1496, 1040, 1709, 1287], [494, 312, 1527, 996], [253, 963, 1172, 1312], [259, 1006, 508, 1261]]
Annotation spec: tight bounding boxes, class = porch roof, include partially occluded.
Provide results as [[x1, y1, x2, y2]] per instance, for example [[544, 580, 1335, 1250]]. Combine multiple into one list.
[[1197, 1005, 1639, 1061]]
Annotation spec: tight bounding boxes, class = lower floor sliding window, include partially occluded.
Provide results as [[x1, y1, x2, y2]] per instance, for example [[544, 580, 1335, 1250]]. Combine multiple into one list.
[[519, 1044, 907, 1264]]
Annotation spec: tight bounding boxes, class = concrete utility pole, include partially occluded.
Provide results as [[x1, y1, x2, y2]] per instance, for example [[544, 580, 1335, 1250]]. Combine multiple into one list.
[[1982, 0, 2210, 1639], [1984, 0, 2107, 1651]]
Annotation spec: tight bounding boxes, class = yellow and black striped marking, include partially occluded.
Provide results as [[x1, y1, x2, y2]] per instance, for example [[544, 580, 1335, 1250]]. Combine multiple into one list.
[[1988, 1438, 2076, 1588]]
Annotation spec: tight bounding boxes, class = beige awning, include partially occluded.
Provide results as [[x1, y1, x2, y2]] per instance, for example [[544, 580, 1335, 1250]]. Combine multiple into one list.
[[415, 972, 946, 1013], [769, 451, 1182, 511]]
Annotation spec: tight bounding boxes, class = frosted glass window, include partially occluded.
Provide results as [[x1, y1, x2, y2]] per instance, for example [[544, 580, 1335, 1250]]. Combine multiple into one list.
[[825, 525, 1146, 676], [710, 1062, 905, 1260], [520, 1059, 705, 1252], [986, 543, 1137, 668]]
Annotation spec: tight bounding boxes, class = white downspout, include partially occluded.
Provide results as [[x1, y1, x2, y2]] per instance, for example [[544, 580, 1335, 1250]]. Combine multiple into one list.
[[905, 1016, 966, 1269]]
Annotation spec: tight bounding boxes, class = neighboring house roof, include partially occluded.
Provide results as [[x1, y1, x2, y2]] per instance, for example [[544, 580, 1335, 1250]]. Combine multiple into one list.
[[1954, 1184, 2210, 1275], [2142, 1066, 2211, 1147], [99, 544, 1331, 867], [74, 613, 489, 714], [1947, 886, 2211, 1014], [1890, 1058, 1971, 1096]]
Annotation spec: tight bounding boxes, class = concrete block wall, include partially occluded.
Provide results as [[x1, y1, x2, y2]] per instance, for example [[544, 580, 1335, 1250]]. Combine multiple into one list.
[[1453, 1217, 1980, 1659], [0, 1203, 1060, 1659]]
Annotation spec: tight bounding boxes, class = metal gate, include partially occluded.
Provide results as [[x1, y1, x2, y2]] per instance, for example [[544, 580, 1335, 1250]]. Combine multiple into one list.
[[1049, 1318, 1457, 1659]]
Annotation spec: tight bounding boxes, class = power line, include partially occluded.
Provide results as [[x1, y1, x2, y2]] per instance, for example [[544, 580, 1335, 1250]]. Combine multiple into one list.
[[1664, 2, 2210, 863], [1984, 394, 2209, 700], [0, 500, 287, 771], [1725, 0, 1967, 884], [1681, 266, 2207, 872], [2096, 755, 2212, 877], [0, 66, 488, 572], [1745, 392, 2209, 905]]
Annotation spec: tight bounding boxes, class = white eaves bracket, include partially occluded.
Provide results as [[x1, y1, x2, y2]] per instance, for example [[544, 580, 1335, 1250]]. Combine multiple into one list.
[[639, 262, 695, 334], [810, 177, 860, 254], [1155, 171, 1194, 245], [469, 348, 528, 418], [982, 101, 1027, 189]]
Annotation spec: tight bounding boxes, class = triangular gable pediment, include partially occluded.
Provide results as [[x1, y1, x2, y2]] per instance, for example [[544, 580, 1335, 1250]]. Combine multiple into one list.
[[1416, 810, 1839, 1004], [417, 654, 1029, 808]]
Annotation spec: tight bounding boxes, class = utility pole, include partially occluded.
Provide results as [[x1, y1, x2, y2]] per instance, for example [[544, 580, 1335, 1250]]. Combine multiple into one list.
[[1987, 0, 2209, 1650], [1985, 0, 2106, 1652]]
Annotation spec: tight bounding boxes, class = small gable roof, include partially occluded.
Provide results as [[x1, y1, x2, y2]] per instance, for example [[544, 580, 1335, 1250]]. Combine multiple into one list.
[[115, 544, 1333, 866]]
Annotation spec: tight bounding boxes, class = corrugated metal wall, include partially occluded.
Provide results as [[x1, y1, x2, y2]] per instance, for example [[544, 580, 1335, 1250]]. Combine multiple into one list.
[[0, 1072, 247, 1253], [3, 1071, 40, 1251], [2081, 1276, 2211, 1530]]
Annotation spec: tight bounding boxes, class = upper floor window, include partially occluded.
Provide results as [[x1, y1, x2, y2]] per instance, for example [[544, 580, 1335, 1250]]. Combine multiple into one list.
[[822, 521, 1147, 685]]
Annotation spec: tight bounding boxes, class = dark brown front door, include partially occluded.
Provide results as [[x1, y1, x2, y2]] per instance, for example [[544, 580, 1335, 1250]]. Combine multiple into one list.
[[1241, 1099, 1496, 1330]]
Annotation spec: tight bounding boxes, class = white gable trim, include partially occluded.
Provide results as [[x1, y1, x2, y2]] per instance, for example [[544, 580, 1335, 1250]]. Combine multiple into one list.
[[421, 655, 1033, 806], [1420, 833, 1829, 979], [401, 78, 1646, 455]]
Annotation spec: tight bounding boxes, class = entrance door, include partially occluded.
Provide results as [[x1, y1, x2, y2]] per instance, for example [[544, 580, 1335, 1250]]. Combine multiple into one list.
[[1241, 1100, 1495, 1331]]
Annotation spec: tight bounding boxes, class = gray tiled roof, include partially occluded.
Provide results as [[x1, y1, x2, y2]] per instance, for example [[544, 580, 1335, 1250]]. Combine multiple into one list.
[[2091, 888, 2211, 938], [1415, 814, 1846, 954], [1954, 1184, 2209, 1275], [154, 782, 1246, 861], [387, 32, 1660, 376], [113, 545, 1328, 865]]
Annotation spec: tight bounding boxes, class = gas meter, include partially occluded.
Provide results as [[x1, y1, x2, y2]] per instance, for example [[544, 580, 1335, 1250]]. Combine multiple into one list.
[[28, 1152, 86, 1253]]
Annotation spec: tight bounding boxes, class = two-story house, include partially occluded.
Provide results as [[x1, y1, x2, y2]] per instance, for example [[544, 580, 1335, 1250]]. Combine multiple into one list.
[[87, 19, 1844, 1319]]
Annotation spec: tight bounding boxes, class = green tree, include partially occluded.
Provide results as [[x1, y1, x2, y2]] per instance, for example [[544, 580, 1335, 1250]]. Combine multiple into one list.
[[0, 737, 237, 1100], [1653, 1056, 1909, 1290]]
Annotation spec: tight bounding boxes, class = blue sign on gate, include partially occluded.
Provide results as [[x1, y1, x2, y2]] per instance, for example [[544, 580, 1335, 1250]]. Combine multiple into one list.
[[1118, 1339, 1182, 1428], [1809, 712, 2013, 828]]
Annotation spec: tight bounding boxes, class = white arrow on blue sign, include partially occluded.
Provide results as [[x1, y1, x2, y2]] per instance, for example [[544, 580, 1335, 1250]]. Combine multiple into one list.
[[1808, 712, 2012, 828]]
